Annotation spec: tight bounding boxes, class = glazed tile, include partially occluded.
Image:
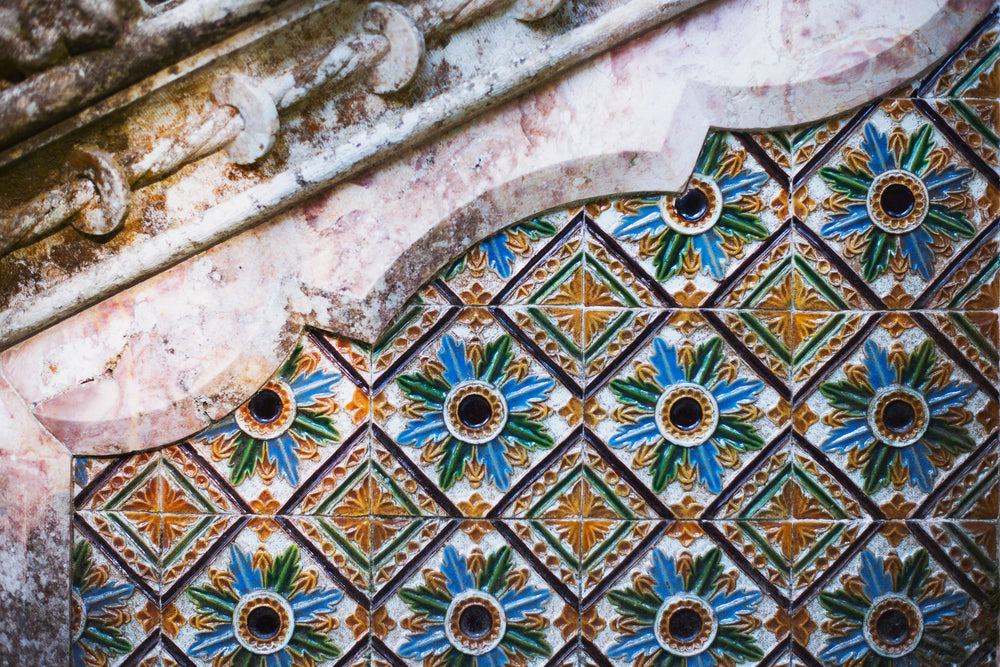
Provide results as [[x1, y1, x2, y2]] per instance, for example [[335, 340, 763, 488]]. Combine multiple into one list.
[[796, 101, 999, 307], [588, 312, 788, 513], [589, 132, 789, 307], [796, 522, 995, 665]]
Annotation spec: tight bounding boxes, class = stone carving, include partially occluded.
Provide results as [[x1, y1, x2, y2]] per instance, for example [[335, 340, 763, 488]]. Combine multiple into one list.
[[0, 0, 129, 81]]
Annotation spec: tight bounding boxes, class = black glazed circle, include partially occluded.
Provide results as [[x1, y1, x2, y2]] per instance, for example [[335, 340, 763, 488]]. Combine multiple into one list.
[[458, 394, 493, 429], [882, 399, 916, 433], [247, 606, 281, 640], [875, 608, 910, 644], [669, 397, 704, 432], [675, 187, 710, 221], [880, 183, 916, 218], [668, 608, 704, 643], [458, 603, 493, 639], [248, 389, 283, 424]]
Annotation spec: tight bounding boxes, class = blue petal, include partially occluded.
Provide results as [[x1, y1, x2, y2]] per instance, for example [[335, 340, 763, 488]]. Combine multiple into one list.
[[191, 416, 240, 445], [607, 627, 661, 659], [691, 229, 728, 280], [482, 233, 516, 279], [442, 546, 475, 596], [499, 585, 550, 621], [899, 444, 936, 492], [690, 442, 724, 493], [688, 653, 714, 667], [924, 165, 972, 198], [265, 652, 294, 667], [438, 336, 475, 386], [190, 623, 240, 658], [651, 339, 685, 387], [478, 648, 510, 667], [863, 340, 896, 390], [500, 375, 554, 412], [481, 439, 513, 490], [926, 383, 976, 412], [899, 227, 935, 280], [717, 170, 767, 198], [862, 123, 895, 174], [821, 419, 876, 454], [266, 435, 301, 486], [290, 369, 340, 406], [920, 591, 969, 624], [819, 628, 870, 663], [819, 204, 872, 238], [860, 552, 893, 600], [399, 412, 449, 447], [608, 414, 660, 450], [399, 627, 449, 658], [289, 588, 342, 621], [711, 378, 762, 412], [81, 581, 133, 613], [650, 550, 684, 599], [711, 588, 762, 625], [821, 203, 873, 237], [229, 546, 262, 596], [73, 459, 90, 486], [615, 204, 666, 240]]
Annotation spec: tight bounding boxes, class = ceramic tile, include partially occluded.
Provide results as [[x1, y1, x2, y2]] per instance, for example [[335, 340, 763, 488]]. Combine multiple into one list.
[[797, 522, 995, 665], [373, 309, 577, 514], [373, 521, 575, 666], [589, 132, 789, 308], [64, 26, 1000, 663], [797, 313, 998, 518], [188, 335, 368, 507], [164, 519, 368, 666], [589, 311, 788, 514], [797, 101, 1000, 307]]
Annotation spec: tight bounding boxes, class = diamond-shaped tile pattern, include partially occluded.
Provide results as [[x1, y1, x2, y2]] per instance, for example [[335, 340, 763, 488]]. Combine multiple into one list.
[[69, 27, 1000, 663]]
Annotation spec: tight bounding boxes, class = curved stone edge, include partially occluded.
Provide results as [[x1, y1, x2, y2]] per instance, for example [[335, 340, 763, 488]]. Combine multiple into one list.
[[0, 0, 991, 458]]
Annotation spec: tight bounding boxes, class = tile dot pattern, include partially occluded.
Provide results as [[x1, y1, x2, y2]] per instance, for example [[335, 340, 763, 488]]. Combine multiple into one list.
[[69, 22, 1000, 666]]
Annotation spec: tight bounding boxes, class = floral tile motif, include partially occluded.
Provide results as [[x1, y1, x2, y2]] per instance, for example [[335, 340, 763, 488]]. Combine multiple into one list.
[[165, 519, 366, 666], [798, 522, 995, 666], [587, 525, 785, 666], [590, 312, 787, 512], [798, 314, 997, 518], [188, 335, 367, 506], [590, 132, 788, 307], [70, 526, 157, 666], [374, 310, 576, 513], [797, 101, 999, 306], [374, 523, 572, 666], [66, 26, 1000, 663]]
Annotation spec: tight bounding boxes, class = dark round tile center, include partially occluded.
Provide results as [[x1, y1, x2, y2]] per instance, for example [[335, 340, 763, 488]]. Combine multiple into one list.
[[458, 394, 493, 428], [882, 399, 916, 433], [880, 183, 915, 218], [668, 607, 703, 642], [675, 187, 710, 221], [458, 603, 493, 638], [248, 389, 283, 423], [669, 397, 703, 431], [247, 606, 281, 640], [876, 608, 910, 644]]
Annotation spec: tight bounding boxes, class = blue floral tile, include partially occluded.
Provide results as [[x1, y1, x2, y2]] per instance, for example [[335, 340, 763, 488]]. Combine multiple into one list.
[[797, 101, 998, 307], [188, 335, 367, 507], [590, 132, 789, 307], [798, 522, 994, 666], [590, 312, 787, 513], [374, 311, 576, 513], [374, 523, 573, 666], [587, 524, 785, 666], [70, 526, 157, 666], [798, 313, 997, 518], [165, 519, 366, 666]]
